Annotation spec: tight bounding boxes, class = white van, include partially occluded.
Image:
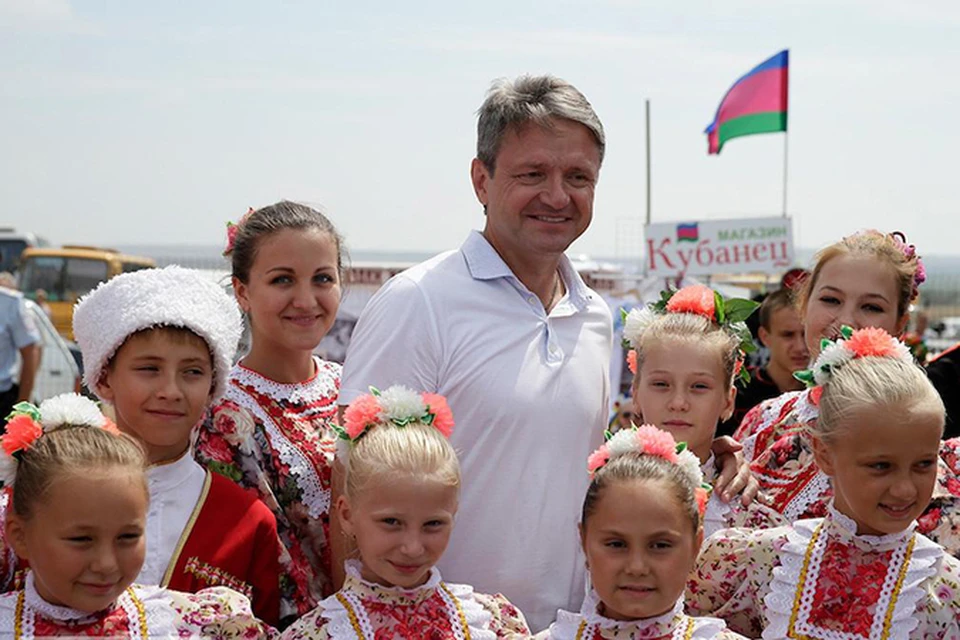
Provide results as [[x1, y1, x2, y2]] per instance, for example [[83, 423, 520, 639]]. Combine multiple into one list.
[[0, 228, 50, 274]]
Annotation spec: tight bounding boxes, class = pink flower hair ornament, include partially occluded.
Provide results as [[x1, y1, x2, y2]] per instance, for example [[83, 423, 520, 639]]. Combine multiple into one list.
[[336, 385, 455, 445], [794, 325, 914, 389], [587, 425, 709, 515], [621, 285, 759, 386], [889, 231, 926, 300], [222, 207, 255, 257]]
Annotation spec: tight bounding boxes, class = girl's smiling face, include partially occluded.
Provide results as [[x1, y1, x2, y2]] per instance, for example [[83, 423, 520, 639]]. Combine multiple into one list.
[[803, 255, 908, 358], [813, 403, 942, 536]]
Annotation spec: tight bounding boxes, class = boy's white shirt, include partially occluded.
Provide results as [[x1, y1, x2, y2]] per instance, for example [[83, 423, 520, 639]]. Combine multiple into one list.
[[137, 452, 205, 586]]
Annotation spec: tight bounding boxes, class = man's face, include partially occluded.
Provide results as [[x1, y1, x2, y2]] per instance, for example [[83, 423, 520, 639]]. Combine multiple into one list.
[[471, 118, 601, 267], [760, 305, 810, 376]]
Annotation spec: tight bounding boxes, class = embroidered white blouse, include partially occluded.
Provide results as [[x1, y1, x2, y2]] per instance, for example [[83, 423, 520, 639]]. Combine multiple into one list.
[[280, 560, 530, 640], [538, 588, 744, 640], [0, 571, 273, 639], [687, 503, 960, 639]]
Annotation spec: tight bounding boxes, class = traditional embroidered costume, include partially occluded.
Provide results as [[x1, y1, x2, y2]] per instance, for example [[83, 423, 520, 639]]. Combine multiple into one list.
[[732, 388, 960, 556], [280, 561, 529, 640], [687, 504, 960, 639], [0, 571, 274, 639], [538, 589, 745, 640], [196, 357, 340, 619]]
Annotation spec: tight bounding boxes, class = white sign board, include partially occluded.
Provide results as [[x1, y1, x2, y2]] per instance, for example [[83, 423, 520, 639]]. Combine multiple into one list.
[[644, 216, 794, 276]]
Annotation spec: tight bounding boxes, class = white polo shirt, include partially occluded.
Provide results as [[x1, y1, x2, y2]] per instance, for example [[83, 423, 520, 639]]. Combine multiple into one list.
[[341, 231, 612, 631]]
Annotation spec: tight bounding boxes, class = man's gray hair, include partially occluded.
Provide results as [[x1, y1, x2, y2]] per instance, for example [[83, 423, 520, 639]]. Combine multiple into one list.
[[476, 75, 605, 173]]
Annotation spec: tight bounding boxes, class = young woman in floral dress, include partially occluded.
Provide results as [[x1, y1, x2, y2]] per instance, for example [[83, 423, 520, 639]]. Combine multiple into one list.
[[195, 201, 345, 624]]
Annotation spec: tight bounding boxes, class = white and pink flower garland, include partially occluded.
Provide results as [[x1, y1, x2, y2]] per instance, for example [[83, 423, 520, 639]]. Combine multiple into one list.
[[795, 326, 914, 393], [338, 385, 455, 444], [587, 424, 709, 515]]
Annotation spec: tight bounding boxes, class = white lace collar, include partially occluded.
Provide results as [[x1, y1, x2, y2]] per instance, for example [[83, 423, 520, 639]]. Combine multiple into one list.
[[546, 588, 688, 639], [763, 503, 942, 640], [229, 356, 339, 405], [23, 571, 105, 623], [146, 449, 203, 494], [826, 501, 917, 550], [341, 559, 443, 598], [320, 560, 494, 639]]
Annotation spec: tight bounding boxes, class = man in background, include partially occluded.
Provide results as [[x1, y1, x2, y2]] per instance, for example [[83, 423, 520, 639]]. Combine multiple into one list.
[[720, 287, 808, 437], [0, 287, 40, 421]]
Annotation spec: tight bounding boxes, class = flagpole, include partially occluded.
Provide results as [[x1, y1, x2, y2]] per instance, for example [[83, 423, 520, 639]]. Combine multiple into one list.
[[645, 99, 652, 225], [781, 130, 789, 218]]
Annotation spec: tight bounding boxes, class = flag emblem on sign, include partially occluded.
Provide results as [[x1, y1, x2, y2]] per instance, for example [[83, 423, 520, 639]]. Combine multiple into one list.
[[677, 223, 699, 242]]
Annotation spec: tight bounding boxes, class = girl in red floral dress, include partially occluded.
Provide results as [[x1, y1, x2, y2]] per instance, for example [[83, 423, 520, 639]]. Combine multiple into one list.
[[731, 230, 960, 556], [281, 385, 530, 640], [621, 284, 787, 539], [538, 425, 746, 640], [687, 328, 960, 639], [0, 394, 272, 639], [195, 201, 345, 624]]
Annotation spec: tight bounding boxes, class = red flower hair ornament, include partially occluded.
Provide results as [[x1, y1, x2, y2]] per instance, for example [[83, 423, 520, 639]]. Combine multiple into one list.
[[0, 394, 110, 487]]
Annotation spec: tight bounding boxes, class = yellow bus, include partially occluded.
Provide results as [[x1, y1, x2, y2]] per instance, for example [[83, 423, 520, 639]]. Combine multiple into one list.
[[18, 246, 156, 339]]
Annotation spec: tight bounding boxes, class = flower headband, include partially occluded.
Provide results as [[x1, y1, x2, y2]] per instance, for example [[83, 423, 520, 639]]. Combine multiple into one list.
[[222, 207, 255, 257], [336, 385, 455, 445], [794, 326, 913, 390], [889, 231, 926, 300], [587, 425, 710, 515], [622, 284, 760, 385], [0, 393, 113, 487]]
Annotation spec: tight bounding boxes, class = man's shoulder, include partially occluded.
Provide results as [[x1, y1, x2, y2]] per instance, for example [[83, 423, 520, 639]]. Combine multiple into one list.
[[0, 289, 23, 304], [375, 247, 476, 305], [396, 247, 468, 284]]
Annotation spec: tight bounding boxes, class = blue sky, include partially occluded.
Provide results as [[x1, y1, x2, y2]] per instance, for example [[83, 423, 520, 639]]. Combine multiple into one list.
[[2, 0, 958, 260]]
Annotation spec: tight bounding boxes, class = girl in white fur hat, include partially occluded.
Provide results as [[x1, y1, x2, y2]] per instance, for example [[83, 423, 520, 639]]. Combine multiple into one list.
[[66, 265, 286, 626]]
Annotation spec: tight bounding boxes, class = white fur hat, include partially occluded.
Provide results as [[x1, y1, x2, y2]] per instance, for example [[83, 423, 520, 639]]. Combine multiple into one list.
[[73, 266, 242, 402]]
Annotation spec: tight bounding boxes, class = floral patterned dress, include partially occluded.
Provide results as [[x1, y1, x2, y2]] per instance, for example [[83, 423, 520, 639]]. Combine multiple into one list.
[[537, 588, 745, 640], [686, 504, 960, 639], [731, 389, 960, 557], [195, 357, 340, 621], [280, 560, 530, 640], [0, 571, 274, 639]]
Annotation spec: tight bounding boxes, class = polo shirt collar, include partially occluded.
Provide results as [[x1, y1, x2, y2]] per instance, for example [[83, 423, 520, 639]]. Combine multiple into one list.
[[461, 230, 593, 310]]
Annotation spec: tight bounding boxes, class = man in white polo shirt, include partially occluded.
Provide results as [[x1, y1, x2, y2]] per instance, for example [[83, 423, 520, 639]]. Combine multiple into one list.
[[339, 75, 752, 631]]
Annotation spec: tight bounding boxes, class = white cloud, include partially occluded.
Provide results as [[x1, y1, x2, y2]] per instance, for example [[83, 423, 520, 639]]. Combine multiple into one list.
[[0, 0, 99, 34]]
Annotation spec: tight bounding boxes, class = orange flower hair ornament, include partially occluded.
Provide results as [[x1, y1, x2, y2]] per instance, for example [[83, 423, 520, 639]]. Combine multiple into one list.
[[587, 424, 710, 516], [794, 326, 913, 390], [0, 393, 109, 487], [336, 385, 455, 446], [621, 284, 759, 384]]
